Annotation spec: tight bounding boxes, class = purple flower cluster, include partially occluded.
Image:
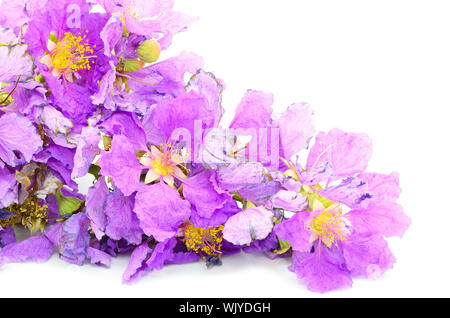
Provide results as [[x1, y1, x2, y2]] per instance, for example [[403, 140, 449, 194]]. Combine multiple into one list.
[[0, 0, 410, 293]]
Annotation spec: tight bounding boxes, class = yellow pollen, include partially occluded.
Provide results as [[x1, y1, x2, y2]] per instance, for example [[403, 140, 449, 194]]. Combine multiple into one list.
[[308, 207, 351, 248], [183, 221, 224, 257], [51, 32, 95, 72]]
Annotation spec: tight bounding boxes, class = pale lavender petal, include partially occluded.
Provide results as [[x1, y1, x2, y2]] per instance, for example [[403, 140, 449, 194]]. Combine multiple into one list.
[[306, 129, 372, 178], [0, 113, 43, 167], [358, 172, 401, 204], [348, 202, 411, 238], [186, 69, 224, 126], [230, 90, 274, 129], [0, 44, 34, 83], [272, 190, 308, 212], [223, 207, 274, 246], [276, 103, 314, 159]]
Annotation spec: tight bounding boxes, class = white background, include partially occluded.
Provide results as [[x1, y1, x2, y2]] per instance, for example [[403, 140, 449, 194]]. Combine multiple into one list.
[[1, 0, 449, 297]]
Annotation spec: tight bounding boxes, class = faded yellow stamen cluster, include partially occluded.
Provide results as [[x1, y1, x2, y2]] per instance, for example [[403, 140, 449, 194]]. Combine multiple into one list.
[[4, 196, 48, 233], [183, 221, 224, 257], [51, 31, 94, 72]]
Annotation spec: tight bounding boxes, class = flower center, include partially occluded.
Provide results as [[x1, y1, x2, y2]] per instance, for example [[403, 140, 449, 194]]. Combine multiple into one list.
[[151, 157, 175, 176], [308, 205, 351, 248], [50, 32, 95, 73]]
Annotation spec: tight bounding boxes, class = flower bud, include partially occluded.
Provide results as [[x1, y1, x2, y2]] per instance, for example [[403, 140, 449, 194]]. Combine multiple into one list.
[[123, 58, 145, 72], [136, 40, 161, 64]]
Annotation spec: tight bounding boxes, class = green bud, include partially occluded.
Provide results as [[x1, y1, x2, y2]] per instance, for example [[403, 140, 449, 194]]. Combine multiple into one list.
[[123, 58, 145, 72], [56, 189, 83, 216], [136, 40, 161, 64]]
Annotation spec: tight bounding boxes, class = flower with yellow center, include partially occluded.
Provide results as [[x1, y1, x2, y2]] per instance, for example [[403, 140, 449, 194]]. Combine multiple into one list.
[[139, 145, 187, 187], [307, 203, 352, 248], [40, 31, 96, 82]]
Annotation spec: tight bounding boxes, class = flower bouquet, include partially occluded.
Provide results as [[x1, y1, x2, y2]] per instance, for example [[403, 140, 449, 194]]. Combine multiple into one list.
[[0, 0, 410, 293]]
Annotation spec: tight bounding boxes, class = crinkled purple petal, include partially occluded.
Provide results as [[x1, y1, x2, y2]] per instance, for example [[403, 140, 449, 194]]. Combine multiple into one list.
[[320, 177, 373, 209], [87, 247, 111, 267], [122, 243, 152, 284], [0, 235, 53, 267], [105, 190, 143, 245], [183, 170, 231, 219], [100, 112, 147, 151], [0, 166, 18, 208], [134, 183, 191, 242], [98, 135, 143, 196], [0, 227, 16, 248], [86, 177, 109, 240], [342, 233, 395, 278], [72, 126, 101, 179], [290, 244, 353, 293], [274, 211, 312, 252]]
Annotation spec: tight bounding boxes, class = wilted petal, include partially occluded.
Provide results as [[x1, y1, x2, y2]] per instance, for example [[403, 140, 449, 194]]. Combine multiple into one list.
[[0, 44, 34, 83], [0, 113, 43, 167], [223, 207, 274, 246], [272, 190, 308, 212], [0, 166, 18, 208]]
